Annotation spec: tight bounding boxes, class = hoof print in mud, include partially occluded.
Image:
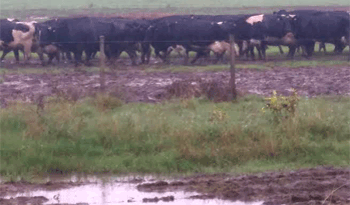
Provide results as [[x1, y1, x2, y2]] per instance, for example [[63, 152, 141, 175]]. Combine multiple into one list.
[[142, 195, 174, 203], [0, 196, 49, 205], [137, 181, 169, 190], [188, 194, 216, 199]]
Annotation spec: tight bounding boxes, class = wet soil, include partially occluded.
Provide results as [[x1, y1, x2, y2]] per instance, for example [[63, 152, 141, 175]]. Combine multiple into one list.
[[0, 180, 90, 205], [1, 167, 349, 205], [0, 65, 349, 106], [137, 167, 350, 205]]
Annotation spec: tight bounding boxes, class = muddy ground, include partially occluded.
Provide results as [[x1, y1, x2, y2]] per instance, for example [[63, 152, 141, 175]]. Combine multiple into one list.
[[137, 167, 350, 205], [1, 167, 349, 205], [0, 64, 349, 106]]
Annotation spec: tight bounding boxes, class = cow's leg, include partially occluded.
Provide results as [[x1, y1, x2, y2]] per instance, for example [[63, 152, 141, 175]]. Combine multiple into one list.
[[74, 51, 83, 67], [214, 52, 225, 64], [302, 41, 315, 58], [256, 46, 262, 60], [23, 41, 33, 63], [287, 45, 296, 59], [47, 53, 58, 64], [183, 50, 190, 65], [155, 49, 168, 64], [84, 49, 94, 66], [36, 47, 46, 66], [249, 46, 255, 61], [141, 43, 151, 64], [66, 52, 72, 62], [109, 49, 123, 65], [190, 50, 206, 64], [319, 42, 326, 53], [55, 51, 60, 63], [236, 41, 244, 58], [278, 45, 284, 54], [1, 47, 13, 62], [13, 49, 20, 62], [125, 49, 137, 66], [261, 43, 267, 61]]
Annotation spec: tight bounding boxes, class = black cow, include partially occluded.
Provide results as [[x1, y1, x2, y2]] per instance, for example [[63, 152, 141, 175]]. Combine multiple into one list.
[[149, 14, 252, 60], [39, 17, 116, 66], [274, 10, 349, 57], [39, 17, 151, 66], [145, 18, 230, 64], [103, 18, 152, 65]]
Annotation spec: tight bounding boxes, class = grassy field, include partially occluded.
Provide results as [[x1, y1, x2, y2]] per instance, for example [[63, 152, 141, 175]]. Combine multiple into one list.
[[1, 94, 349, 177], [1, 0, 349, 10], [0, 1, 349, 180]]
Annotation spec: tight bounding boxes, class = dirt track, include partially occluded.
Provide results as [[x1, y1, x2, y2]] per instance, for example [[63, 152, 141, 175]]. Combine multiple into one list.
[[0, 66, 349, 106]]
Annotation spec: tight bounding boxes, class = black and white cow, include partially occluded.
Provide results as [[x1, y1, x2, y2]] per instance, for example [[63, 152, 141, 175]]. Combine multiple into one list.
[[242, 13, 296, 60], [0, 19, 37, 63]]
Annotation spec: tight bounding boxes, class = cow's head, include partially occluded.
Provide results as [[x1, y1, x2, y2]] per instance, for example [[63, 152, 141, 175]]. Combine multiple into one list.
[[36, 24, 58, 46]]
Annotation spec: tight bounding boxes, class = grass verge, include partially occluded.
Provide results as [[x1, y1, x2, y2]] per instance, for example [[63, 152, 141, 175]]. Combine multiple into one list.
[[1, 94, 349, 178]]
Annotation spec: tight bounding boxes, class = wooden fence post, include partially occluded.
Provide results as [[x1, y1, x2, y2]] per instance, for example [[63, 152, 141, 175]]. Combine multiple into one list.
[[229, 34, 237, 100], [99, 35, 106, 91]]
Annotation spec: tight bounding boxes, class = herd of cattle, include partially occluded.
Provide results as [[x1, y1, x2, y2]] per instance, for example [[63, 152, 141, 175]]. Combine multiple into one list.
[[0, 9, 349, 66]]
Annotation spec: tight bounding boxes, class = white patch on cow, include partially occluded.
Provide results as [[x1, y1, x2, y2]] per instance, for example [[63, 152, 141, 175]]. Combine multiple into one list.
[[9, 21, 37, 61], [289, 14, 296, 18], [44, 44, 59, 54], [341, 36, 347, 44], [250, 39, 261, 46], [217, 21, 223, 25], [281, 14, 286, 17], [246, 14, 264, 25], [167, 45, 186, 56], [208, 41, 239, 56], [242, 41, 248, 51], [7, 18, 15, 21]]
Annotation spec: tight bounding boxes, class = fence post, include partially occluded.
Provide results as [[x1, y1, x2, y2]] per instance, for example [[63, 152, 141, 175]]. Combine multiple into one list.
[[99, 35, 106, 91], [229, 34, 237, 100]]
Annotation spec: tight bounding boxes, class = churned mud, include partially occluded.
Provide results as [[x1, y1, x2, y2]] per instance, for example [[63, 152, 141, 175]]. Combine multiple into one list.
[[0, 167, 349, 204], [137, 167, 350, 205], [0, 66, 349, 107]]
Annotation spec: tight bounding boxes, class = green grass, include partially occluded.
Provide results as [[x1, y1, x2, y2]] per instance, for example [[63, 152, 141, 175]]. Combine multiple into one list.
[[1, 94, 349, 178]]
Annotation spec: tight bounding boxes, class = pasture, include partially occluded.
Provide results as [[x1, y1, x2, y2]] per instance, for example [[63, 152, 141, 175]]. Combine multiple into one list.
[[0, 0, 350, 176], [0, 2, 350, 204]]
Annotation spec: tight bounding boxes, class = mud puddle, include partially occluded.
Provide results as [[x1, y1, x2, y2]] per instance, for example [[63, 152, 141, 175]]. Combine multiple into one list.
[[1, 176, 263, 205]]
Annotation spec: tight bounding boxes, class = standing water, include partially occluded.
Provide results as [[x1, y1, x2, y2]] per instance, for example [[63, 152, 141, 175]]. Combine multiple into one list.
[[2, 175, 264, 205]]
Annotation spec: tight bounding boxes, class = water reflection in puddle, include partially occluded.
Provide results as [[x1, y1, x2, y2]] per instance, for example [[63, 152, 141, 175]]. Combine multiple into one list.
[[4, 176, 263, 205]]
